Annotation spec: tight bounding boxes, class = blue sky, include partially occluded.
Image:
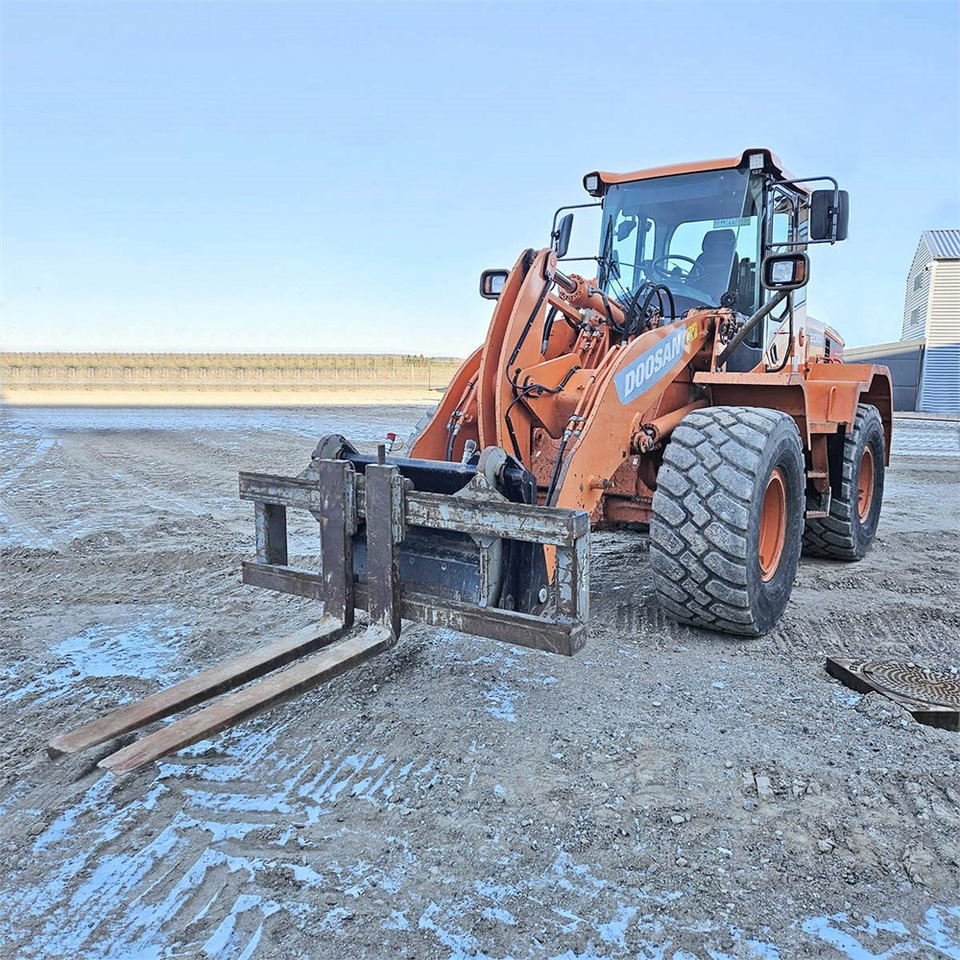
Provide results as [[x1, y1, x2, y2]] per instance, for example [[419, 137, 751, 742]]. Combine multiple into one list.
[[2, 0, 958, 355]]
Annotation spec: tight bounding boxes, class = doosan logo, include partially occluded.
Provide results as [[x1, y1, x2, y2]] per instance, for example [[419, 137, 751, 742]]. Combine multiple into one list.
[[614, 328, 687, 405]]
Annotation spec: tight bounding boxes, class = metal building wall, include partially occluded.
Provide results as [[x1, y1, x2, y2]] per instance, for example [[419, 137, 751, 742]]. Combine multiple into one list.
[[844, 340, 924, 411], [901, 237, 932, 341], [919, 259, 960, 413], [851, 231, 958, 413]]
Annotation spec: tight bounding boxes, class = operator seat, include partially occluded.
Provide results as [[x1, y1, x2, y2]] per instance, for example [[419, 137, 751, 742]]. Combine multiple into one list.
[[695, 229, 738, 302]]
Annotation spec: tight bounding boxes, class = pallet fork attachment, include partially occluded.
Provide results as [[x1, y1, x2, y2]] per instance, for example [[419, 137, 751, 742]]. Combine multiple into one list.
[[240, 447, 590, 657], [48, 450, 590, 771]]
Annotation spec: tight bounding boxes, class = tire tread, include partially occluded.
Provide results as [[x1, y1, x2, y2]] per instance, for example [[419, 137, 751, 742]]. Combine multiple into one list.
[[803, 404, 883, 560], [650, 406, 802, 636]]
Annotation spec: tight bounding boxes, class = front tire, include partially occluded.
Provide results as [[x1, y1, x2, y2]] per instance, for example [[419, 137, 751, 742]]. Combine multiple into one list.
[[650, 406, 805, 636], [803, 404, 885, 560]]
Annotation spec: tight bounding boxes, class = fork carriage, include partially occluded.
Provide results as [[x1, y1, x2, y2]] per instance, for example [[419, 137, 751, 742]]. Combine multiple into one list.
[[239, 438, 590, 656]]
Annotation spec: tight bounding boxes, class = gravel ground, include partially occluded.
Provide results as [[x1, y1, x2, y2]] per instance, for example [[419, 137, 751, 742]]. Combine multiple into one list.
[[0, 404, 958, 959]]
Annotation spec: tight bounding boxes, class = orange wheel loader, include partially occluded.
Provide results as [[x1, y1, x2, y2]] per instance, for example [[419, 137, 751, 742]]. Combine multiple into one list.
[[49, 150, 893, 771]]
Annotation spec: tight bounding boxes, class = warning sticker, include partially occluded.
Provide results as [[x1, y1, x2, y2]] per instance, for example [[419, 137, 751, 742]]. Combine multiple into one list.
[[713, 217, 751, 228]]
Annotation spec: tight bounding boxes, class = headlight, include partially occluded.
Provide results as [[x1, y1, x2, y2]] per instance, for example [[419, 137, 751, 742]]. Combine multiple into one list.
[[583, 173, 603, 197]]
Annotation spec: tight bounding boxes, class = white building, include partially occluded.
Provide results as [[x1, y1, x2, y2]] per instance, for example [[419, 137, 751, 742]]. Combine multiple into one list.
[[900, 229, 960, 413]]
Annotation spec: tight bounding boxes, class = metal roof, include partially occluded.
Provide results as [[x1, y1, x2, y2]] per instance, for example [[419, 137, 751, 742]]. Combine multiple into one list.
[[922, 229, 960, 259], [845, 339, 925, 357]]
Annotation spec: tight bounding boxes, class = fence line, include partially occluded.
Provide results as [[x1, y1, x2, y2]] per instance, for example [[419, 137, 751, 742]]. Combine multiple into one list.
[[0, 353, 464, 390]]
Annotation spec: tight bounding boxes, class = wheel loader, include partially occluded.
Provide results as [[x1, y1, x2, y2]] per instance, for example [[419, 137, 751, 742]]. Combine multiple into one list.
[[50, 149, 893, 770]]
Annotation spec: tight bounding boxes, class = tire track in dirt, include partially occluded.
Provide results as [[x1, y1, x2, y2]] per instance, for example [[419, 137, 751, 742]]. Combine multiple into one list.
[[0, 434, 62, 549], [1, 716, 448, 958]]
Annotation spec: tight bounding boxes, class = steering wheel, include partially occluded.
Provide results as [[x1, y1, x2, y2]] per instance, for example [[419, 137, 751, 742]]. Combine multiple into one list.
[[652, 254, 703, 282]]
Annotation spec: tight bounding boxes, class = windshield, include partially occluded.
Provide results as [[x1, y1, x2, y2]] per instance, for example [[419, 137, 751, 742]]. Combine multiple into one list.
[[599, 168, 763, 314]]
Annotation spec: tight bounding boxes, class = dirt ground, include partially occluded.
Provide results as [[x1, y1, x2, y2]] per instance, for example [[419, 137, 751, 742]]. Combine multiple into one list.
[[0, 402, 958, 959]]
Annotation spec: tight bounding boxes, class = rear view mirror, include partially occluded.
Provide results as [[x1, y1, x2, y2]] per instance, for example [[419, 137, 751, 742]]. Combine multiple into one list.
[[810, 189, 849, 242], [552, 213, 574, 258], [761, 252, 809, 291], [480, 269, 509, 300]]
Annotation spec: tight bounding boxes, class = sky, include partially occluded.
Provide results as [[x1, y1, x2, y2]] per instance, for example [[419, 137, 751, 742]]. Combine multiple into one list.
[[1, 0, 958, 355]]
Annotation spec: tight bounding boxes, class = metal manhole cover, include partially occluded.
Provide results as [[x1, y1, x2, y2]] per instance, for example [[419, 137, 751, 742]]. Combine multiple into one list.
[[826, 657, 960, 731], [858, 661, 960, 710]]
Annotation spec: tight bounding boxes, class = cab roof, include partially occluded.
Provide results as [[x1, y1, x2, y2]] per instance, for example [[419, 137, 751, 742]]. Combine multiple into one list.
[[584, 149, 805, 195]]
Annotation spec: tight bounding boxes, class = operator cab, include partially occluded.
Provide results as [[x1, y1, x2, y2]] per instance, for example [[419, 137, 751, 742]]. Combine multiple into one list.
[[592, 155, 786, 317], [483, 150, 849, 367], [571, 148, 847, 368]]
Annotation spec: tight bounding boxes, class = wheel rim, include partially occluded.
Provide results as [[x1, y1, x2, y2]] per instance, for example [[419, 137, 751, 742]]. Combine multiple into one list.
[[759, 468, 787, 582], [858, 445, 875, 521]]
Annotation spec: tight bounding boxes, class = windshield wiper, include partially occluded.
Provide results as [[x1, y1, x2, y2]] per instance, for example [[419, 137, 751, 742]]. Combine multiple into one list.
[[597, 217, 614, 288]]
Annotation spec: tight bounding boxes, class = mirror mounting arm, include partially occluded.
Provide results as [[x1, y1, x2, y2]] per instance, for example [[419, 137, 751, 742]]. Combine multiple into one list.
[[768, 176, 849, 246], [550, 202, 601, 260]]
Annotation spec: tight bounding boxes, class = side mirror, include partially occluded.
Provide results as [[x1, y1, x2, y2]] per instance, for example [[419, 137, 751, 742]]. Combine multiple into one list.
[[480, 269, 509, 300], [809, 189, 849, 242], [552, 213, 574, 259], [761, 252, 809, 291]]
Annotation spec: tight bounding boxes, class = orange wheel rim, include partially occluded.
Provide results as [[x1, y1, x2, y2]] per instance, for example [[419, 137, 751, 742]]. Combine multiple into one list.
[[858, 445, 875, 521], [759, 468, 787, 582]]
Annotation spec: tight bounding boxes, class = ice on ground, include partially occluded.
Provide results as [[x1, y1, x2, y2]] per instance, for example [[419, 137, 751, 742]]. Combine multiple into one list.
[[3, 706, 958, 959], [0, 614, 188, 707], [1, 404, 431, 444]]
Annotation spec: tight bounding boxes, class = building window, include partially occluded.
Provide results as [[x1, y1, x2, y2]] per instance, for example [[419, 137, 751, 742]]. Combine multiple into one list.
[[914, 273, 924, 291], [911, 306, 923, 325]]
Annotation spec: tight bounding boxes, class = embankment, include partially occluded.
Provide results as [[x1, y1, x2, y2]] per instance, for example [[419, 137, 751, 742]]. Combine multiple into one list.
[[0, 352, 463, 405]]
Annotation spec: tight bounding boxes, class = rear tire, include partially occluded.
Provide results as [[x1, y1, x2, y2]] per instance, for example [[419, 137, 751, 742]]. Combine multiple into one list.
[[803, 404, 885, 560], [650, 406, 805, 636]]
